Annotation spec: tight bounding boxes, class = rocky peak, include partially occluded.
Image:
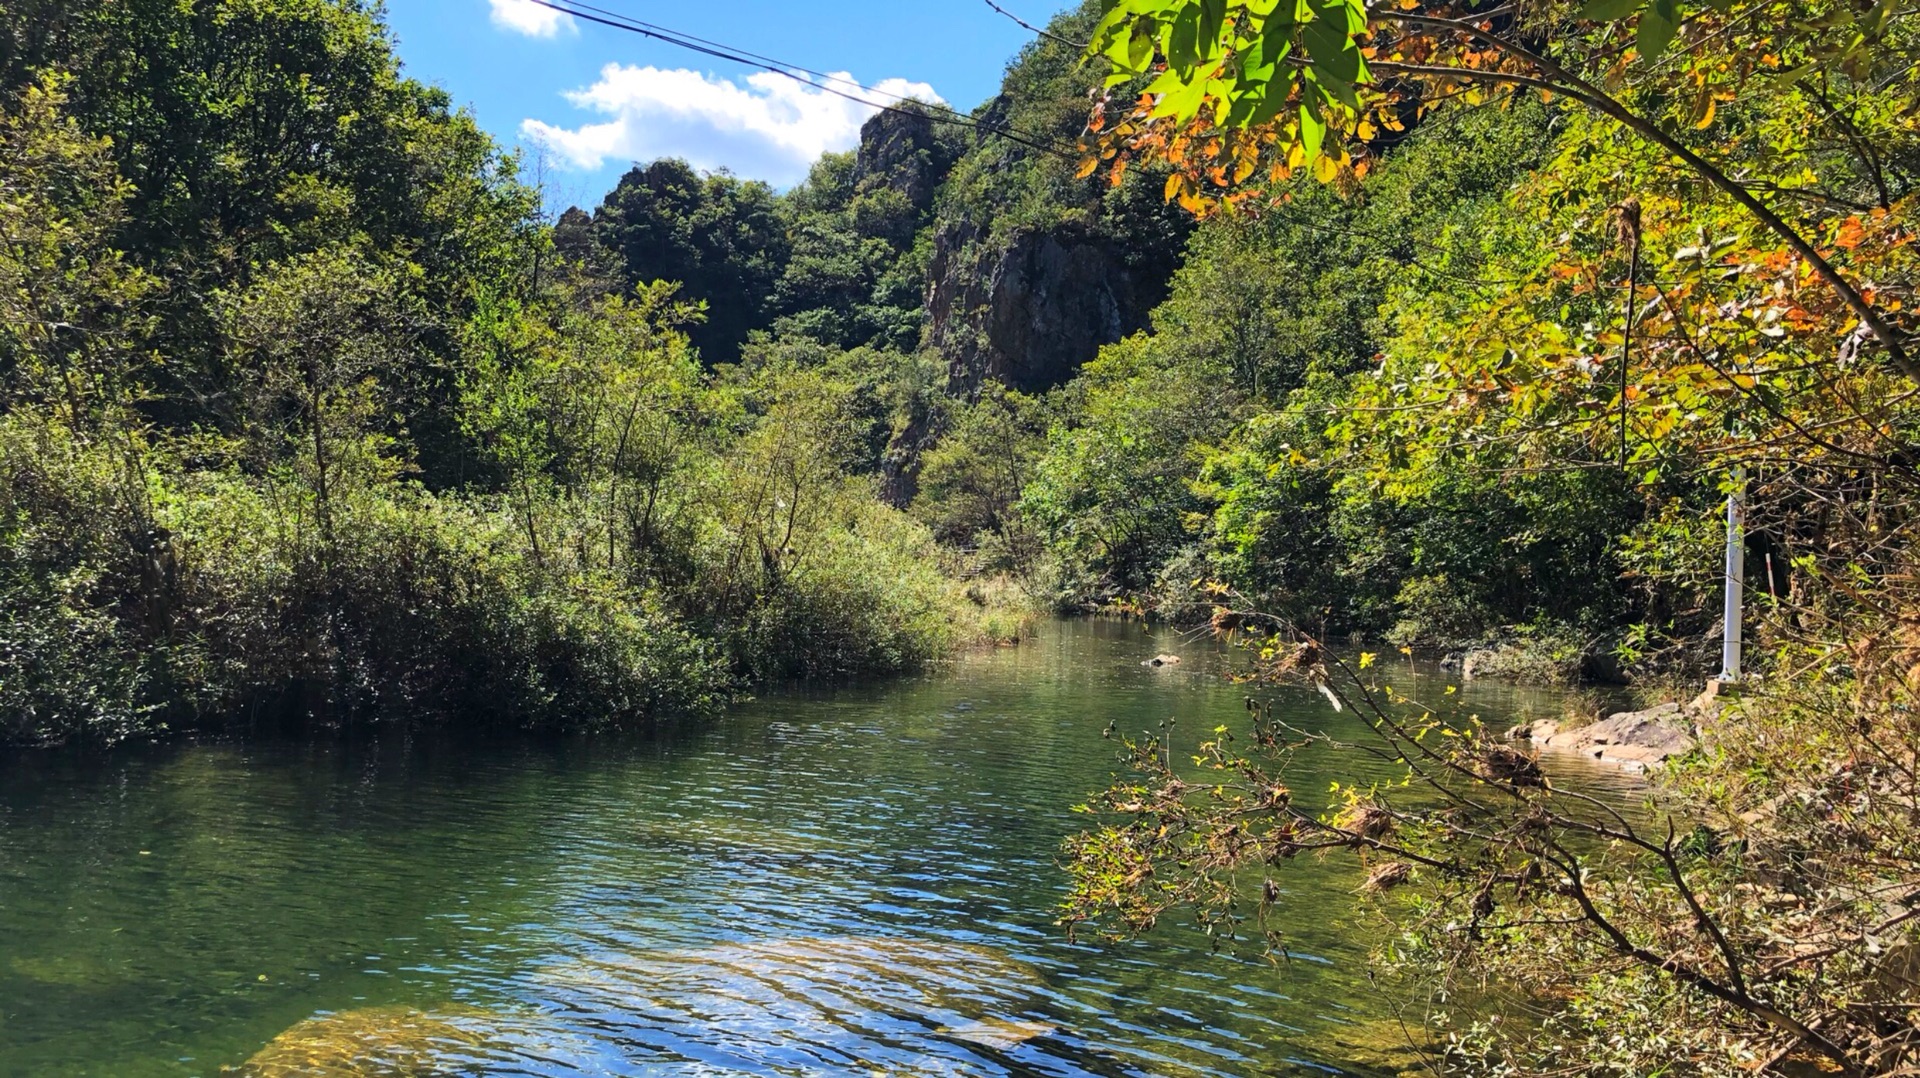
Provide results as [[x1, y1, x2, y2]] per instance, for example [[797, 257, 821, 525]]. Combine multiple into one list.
[[852, 106, 941, 212]]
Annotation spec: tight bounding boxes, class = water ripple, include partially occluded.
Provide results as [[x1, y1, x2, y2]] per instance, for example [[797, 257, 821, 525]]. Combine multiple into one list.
[[0, 620, 1604, 1078]]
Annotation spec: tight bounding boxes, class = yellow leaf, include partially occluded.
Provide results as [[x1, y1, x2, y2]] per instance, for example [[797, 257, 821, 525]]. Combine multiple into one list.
[[1163, 172, 1184, 201], [1691, 95, 1717, 129]]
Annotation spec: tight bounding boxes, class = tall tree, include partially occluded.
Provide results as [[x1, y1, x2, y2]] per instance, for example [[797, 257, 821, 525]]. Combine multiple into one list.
[[590, 159, 789, 364]]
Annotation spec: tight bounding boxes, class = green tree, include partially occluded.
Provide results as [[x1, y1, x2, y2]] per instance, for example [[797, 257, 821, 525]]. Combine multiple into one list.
[[0, 76, 155, 435], [220, 247, 416, 547], [1023, 333, 1231, 597], [590, 159, 788, 364], [913, 384, 1049, 566]]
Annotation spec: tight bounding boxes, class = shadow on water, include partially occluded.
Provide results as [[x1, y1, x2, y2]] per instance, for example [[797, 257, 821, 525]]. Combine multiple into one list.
[[0, 619, 1645, 1077]]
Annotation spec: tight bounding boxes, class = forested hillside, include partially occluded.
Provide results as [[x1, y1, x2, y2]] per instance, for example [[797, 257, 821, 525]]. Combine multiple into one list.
[[1048, 3, 1920, 1077], [3, 0, 1909, 735], [0, 0, 1039, 746], [519, 0, 1755, 688]]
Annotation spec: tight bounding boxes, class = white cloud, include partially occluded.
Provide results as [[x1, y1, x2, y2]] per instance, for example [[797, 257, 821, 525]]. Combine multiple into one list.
[[521, 64, 944, 186], [489, 0, 573, 38]]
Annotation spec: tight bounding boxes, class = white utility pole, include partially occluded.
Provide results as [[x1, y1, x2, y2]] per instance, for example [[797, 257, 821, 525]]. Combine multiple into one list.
[[1719, 470, 1745, 683]]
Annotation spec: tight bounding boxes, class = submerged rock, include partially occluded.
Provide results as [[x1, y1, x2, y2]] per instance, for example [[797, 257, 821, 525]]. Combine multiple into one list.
[[227, 1005, 499, 1077], [1504, 718, 1561, 742], [937, 1017, 1057, 1049], [1307, 1014, 1451, 1078], [536, 935, 1055, 1073], [8, 953, 128, 989], [548, 935, 1044, 1009]]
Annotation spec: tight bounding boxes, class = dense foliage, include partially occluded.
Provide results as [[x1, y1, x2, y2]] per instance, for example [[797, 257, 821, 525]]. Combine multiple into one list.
[[0, 2, 1020, 746], [1057, 2, 1920, 1076], [1021, 99, 1657, 668], [11, 0, 1920, 1067]]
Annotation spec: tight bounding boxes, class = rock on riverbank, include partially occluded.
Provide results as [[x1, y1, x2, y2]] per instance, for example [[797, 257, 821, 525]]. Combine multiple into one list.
[[1509, 700, 1701, 771]]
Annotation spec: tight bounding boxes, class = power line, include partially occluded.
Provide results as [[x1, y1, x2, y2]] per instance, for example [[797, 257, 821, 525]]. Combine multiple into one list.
[[522, 0, 1079, 161], [557, 0, 933, 107], [979, 0, 1089, 50], [561, 0, 1081, 160], [532, 0, 1074, 158]]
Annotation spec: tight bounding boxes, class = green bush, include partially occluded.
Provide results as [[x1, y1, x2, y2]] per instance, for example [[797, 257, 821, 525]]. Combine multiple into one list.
[[729, 501, 959, 680], [0, 565, 158, 745], [0, 415, 739, 742]]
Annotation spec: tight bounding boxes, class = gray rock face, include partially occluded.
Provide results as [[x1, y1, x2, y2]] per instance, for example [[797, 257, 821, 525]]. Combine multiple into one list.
[[1532, 701, 1698, 770], [925, 220, 1140, 394], [852, 108, 941, 214]]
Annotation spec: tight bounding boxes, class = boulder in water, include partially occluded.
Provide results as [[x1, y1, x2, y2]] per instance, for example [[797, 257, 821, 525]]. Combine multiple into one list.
[[227, 1005, 497, 1078]]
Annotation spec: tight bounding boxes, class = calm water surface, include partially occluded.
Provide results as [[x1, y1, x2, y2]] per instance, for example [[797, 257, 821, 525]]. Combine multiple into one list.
[[0, 620, 1630, 1077]]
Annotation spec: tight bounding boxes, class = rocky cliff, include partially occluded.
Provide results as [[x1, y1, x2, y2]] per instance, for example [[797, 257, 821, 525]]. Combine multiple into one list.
[[924, 217, 1144, 394]]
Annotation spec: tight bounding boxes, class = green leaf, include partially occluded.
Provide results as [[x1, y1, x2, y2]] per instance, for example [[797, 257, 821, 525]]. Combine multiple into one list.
[[1168, 3, 1203, 71], [1321, 72, 1361, 111], [1258, 21, 1293, 66], [1128, 25, 1154, 69], [1299, 101, 1326, 161], [1247, 71, 1295, 125], [1198, 0, 1228, 60], [1767, 60, 1816, 89], [1581, 0, 1643, 20], [1092, 5, 1134, 46], [1303, 19, 1361, 83], [1637, 0, 1680, 61], [1153, 76, 1211, 123]]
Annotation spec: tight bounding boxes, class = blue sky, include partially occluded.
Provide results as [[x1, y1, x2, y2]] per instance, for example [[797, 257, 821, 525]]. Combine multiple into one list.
[[383, 0, 1065, 209]]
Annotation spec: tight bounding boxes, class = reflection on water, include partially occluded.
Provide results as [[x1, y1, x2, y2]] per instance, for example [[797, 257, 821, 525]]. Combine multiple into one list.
[[0, 620, 1636, 1077]]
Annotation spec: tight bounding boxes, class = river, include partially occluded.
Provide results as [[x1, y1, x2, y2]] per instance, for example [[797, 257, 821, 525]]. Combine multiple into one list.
[[0, 619, 1632, 1077]]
